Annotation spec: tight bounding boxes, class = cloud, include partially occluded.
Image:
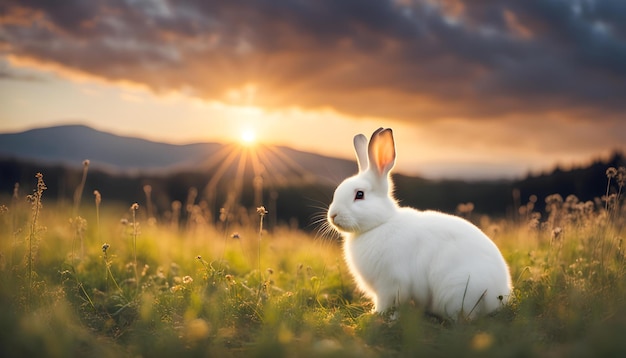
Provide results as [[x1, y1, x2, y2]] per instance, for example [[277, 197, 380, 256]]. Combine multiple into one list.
[[1, 0, 626, 124], [0, 59, 44, 81]]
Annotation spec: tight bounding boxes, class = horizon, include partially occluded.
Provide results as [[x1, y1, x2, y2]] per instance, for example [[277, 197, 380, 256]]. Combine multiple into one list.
[[1, 122, 623, 182], [2, 1, 626, 180]]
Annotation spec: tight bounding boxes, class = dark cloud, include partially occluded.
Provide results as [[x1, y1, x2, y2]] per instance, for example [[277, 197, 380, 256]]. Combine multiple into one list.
[[1, 0, 626, 122]]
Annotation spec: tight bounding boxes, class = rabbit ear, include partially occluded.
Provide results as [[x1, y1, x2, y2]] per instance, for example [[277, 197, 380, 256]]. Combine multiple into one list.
[[368, 128, 396, 177], [353, 134, 369, 172]]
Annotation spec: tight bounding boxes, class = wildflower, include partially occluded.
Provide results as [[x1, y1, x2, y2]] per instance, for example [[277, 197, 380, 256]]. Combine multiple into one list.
[[157, 268, 165, 279], [528, 212, 541, 229], [606, 167, 618, 179], [231, 232, 240, 239], [552, 227, 563, 241], [618, 167, 626, 187], [33, 172, 47, 193], [93, 190, 101, 205], [83, 160, 90, 167], [196, 255, 202, 260], [604, 193, 616, 207], [120, 218, 129, 225], [267, 268, 274, 275], [131, 203, 139, 211], [182, 275, 193, 284], [256, 206, 268, 216], [102, 243, 110, 253], [545, 194, 563, 207], [565, 194, 579, 206]]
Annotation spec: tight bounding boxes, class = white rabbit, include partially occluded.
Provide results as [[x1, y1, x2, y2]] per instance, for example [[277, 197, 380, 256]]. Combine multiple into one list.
[[328, 128, 512, 321]]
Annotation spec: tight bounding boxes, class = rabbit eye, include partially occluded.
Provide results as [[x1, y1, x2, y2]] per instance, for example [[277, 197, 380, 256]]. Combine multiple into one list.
[[354, 190, 365, 200]]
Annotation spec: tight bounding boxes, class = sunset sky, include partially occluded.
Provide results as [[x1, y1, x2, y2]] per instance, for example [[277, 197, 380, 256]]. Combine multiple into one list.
[[1, 0, 625, 179]]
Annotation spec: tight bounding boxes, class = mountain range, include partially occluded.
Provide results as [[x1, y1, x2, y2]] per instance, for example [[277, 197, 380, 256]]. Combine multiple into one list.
[[0, 124, 356, 185]]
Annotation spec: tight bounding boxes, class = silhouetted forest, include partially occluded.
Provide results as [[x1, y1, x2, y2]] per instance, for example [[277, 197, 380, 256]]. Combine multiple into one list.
[[1, 152, 623, 231]]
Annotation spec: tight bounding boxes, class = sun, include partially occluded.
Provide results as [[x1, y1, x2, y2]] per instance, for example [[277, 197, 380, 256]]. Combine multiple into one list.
[[240, 129, 257, 145]]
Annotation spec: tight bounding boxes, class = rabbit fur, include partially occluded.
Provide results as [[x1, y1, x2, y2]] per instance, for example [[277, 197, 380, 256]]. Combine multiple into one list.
[[328, 128, 512, 320]]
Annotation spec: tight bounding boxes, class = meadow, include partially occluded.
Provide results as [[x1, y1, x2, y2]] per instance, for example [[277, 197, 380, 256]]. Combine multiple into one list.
[[0, 168, 625, 358]]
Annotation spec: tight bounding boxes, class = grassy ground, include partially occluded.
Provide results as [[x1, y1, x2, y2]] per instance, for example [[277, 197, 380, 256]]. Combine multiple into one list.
[[0, 170, 625, 357]]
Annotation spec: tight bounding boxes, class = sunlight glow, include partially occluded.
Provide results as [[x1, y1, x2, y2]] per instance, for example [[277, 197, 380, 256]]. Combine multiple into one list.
[[241, 130, 256, 145]]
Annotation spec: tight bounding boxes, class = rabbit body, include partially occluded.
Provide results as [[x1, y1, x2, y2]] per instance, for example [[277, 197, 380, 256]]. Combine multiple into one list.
[[343, 207, 511, 319], [328, 128, 512, 320]]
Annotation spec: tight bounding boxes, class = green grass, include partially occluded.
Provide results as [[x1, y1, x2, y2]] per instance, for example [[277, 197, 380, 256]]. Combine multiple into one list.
[[0, 171, 625, 357]]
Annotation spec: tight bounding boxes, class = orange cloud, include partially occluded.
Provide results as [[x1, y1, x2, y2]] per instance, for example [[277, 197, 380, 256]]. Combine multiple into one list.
[[1, 0, 625, 129], [503, 9, 533, 40]]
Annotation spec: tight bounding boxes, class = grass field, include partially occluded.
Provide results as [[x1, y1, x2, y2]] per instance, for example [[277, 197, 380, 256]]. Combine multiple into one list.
[[1, 169, 625, 357]]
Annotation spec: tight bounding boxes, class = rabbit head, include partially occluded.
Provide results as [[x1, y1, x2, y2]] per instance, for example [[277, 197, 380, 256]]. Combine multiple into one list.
[[328, 128, 399, 234]]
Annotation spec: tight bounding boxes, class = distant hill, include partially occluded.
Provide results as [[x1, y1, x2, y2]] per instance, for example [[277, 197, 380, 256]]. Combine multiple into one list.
[[0, 124, 220, 172], [0, 124, 356, 185]]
